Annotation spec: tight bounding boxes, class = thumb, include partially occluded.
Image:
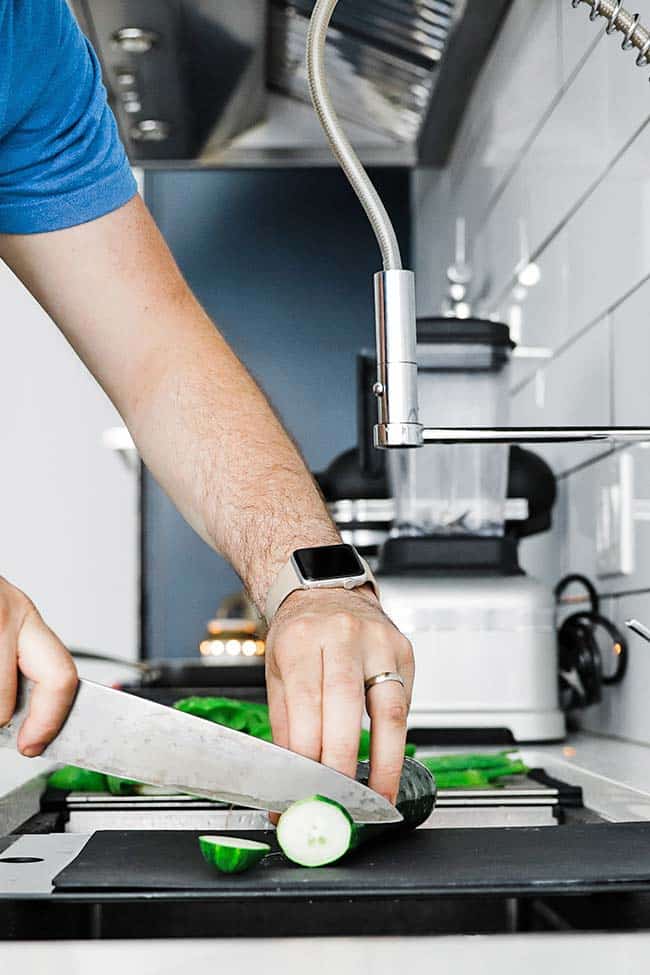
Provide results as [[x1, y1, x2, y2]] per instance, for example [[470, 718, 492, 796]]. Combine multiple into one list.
[[16, 606, 78, 756]]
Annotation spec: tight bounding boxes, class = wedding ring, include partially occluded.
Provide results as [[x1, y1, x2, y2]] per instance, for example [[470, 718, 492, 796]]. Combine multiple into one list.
[[364, 671, 405, 692]]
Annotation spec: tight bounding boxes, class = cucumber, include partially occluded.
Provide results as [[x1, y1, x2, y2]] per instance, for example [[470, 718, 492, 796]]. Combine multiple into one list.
[[355, 757, 436, 834], [199, 835, 271, 874], [276, 795, 359, 868], [47, 766, 108, 792], [277, 757, 436, 868]]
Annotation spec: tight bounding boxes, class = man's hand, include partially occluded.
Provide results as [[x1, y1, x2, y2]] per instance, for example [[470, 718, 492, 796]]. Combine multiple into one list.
[[0, 577, 78, 756], [265, 586, 414, 804]]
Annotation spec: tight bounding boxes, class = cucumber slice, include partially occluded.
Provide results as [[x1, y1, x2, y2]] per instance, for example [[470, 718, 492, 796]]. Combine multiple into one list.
[[276, 795, 359, 868], [198, 835, 271, 874]]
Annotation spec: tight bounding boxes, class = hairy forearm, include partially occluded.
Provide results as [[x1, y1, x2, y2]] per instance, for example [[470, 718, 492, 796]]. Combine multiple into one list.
[[124, 295, 340, 607], [0, 197, 339, 608]]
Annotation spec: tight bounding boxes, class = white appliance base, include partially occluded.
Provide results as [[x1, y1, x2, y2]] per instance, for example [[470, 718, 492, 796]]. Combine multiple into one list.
[[408, 708, 566, 743]]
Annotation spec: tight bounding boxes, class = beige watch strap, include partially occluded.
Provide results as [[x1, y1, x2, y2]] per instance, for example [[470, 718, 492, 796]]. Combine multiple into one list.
[[264, 551, 379, 623]]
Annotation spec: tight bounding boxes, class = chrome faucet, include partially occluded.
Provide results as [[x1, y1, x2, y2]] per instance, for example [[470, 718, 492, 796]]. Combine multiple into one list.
[[306, 0, 650, 449]]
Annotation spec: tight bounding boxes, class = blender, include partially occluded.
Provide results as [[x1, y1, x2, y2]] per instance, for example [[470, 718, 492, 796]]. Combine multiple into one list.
[[376, 317, 565, 743]]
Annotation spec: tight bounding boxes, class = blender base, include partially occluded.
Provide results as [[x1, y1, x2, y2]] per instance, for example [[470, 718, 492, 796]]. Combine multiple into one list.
[[379, 572, 566, 745], [407, 708, 566, 744]]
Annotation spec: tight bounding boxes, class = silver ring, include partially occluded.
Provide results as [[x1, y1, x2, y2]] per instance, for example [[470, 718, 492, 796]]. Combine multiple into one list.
[[364, 671, 405, 692]]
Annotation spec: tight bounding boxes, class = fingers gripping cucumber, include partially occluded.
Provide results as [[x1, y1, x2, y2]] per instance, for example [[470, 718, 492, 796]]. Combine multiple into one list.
[[277, 758, 436, 868]]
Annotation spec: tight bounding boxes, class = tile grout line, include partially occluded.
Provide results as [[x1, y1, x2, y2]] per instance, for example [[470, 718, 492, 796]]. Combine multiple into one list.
[[601, 586, 650, 602], [609, 310, 616, 428], [510, 270, 650, 397], [490, 112, 650, 315], [470, 20, 604, 260], [556, 436, 650, 483], [557, 444, 619, 481]]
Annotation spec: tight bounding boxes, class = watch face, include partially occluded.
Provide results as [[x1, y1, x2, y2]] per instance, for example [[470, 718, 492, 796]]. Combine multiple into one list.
[[293, 545, 364, 582]]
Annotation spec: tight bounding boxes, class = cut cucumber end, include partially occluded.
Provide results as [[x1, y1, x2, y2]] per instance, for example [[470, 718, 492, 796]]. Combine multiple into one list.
[[198, 835, 271, 874], [276, 795, 357, 868]]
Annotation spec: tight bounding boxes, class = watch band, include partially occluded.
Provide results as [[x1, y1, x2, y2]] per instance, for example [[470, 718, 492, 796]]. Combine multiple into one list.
[[265, 549, 379, 623]]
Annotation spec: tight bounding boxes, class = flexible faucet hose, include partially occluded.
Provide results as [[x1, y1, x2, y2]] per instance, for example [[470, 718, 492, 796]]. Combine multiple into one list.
[[306, 0, 403, 271], [571, 1, 650, 75]]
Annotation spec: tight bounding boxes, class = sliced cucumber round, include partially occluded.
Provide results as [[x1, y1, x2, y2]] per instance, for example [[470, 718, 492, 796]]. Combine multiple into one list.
[[276, 795, 359, 868], [198, 835, 271, 874]]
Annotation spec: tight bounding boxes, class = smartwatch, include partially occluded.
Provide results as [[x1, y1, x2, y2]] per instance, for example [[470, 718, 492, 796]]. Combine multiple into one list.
[[265, 544, 379, 622]]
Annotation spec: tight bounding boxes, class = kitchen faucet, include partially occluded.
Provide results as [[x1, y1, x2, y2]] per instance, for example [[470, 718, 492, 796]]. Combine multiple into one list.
[[306, 0, 650, 448]]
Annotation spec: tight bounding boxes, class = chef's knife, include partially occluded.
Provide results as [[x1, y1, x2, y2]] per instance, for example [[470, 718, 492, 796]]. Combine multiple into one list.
[[0, 678, 401, 824]]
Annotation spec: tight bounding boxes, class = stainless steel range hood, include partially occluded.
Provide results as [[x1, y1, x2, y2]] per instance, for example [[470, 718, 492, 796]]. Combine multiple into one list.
[[71, 0, 511, 168]]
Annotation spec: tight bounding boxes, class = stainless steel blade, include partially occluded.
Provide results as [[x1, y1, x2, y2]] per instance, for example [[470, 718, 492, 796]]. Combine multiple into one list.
[[0, 679, 401, 824]]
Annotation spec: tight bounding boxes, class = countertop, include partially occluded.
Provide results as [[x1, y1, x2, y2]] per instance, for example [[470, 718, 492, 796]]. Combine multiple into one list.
[[3, 729, 650, 963], [1, 934, 649, 974]]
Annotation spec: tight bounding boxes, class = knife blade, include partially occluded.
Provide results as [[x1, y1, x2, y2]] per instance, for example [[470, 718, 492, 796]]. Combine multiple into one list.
[[0, 679, 402, 824]]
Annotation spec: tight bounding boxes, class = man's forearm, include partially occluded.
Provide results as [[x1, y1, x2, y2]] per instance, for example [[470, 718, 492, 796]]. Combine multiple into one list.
[[0, 197, 339, 608], [123, 292, 342, 608]]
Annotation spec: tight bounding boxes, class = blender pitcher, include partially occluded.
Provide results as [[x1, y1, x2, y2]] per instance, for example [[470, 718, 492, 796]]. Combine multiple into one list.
[[389, 318, 514, 538]]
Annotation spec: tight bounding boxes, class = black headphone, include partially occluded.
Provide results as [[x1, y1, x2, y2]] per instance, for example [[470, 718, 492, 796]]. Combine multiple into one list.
[[555, 574, 628, 710]]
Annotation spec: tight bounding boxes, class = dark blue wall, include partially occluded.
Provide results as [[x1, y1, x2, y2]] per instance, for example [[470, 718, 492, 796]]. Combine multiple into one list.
[[143, 167, 410, 658]]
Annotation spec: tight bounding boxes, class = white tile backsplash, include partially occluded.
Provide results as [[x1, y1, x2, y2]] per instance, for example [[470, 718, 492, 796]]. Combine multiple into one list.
[[612, 275, 650, 426], [579, 591, 650, 745], [414, 0, 650, 744], [510, 316, 611, 475], [509, 225, 570, 356], [473, 40, 650, 314], [560, 0, 603, 83], [563, 445, 650, 595], [565, 119, 650, 337], [450, 0, 564, 244]]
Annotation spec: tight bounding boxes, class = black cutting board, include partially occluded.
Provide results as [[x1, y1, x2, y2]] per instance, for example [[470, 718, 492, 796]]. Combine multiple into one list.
[[53, 823, 650, 897]]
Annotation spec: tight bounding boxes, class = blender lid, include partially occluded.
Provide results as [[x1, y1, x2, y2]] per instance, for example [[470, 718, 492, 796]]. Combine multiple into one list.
[[417, 317, 515, 349]]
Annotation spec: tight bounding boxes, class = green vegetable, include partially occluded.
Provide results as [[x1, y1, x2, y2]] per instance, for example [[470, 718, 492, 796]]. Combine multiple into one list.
[[175, 697, 273, 741], [199, 835, 271, 874], [47, 766, 107, 792], [277, 795, 359, 867], [418, 753, 529, 789], [105, 775, 169, 796], [277, 757, 436, 868], [432, 769, 493, 790], [418, 750, 519, 773], [357, 727, 371, 761], [484, 760, 528, 780], [106, 774, 140, 796]]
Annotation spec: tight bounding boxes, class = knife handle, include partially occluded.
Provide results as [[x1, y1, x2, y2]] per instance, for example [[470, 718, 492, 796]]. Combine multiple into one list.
[[0, 677, 35, 748]]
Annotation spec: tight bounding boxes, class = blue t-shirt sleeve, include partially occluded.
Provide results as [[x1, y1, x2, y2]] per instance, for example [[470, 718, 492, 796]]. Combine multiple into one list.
[[0, 0, 137, 234]]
